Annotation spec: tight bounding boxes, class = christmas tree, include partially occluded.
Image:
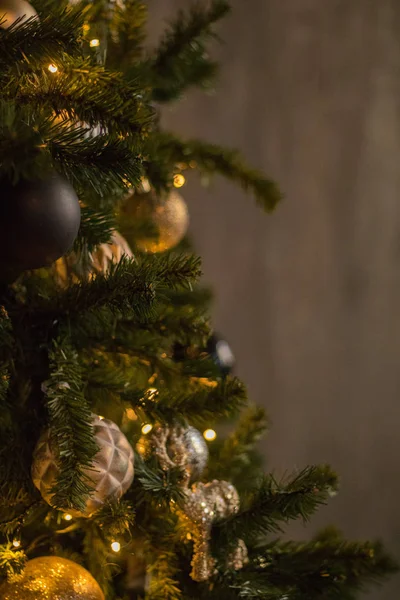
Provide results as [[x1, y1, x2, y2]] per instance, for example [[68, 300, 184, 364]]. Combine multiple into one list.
[[0, 1, 397, 599]]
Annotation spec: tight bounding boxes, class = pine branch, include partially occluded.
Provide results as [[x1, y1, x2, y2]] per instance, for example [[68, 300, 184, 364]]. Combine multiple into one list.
[[207, 406, 268, 481], [239, 532, 398, 599], [214, 466, 338, 545], [74, 206, 115, 253], [138, 377, 247, 425], [0, 544, 27, 582], [147, 0, 230, 102], [44, 340, 99, 513], [49, 128, 144, 199], [26, 255, 200, 326], [0, 7, 83, 73], [15, 59, 153, 136], [108, 0, 148, 70], [145, 132, 282, 212]]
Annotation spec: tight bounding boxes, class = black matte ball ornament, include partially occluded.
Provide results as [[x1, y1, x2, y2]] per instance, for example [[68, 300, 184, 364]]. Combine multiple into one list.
[[0, 174, 81, 278]]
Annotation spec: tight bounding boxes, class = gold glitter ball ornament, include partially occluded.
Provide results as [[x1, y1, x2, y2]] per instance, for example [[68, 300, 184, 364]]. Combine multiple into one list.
[[54, 230, 134, 287], [124, 189, 189, 253], [137, 423, 209, 484], [0, 556, 105, 600], [32, 414, 135, 517]]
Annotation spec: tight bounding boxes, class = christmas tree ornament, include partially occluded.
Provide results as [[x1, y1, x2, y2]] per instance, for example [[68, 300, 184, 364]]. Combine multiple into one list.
[[0, 0, 37, 29], [207, 333, 235, 376], [54, 230, 134, 286], [32, 414, 135, 517], [137, 423, 209, 484], [123, 189, 189, 253], [0, 174, 81, 277], [0, 556, 105, 599], [178, 480, 247, 582]]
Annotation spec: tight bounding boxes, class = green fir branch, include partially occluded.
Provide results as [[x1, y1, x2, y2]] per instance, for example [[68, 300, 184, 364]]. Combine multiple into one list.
[[0, 544, 27, 582], [214, 466, 338, 545], [137, 377, 247, 426], [145, 132, 282, 212], [207, 406, 268, 481], [147, 0, 230, 102], [243, 531, 398, 599], [74, 206, 115, 253], [0, 7, 83, 73], [15, 59, 153, 136], [44, 340, 99, 513], [108, 0, 148, 70]]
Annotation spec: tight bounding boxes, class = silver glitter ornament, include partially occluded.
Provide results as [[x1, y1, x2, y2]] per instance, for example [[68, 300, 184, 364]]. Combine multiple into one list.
[[0, 556, 104, 599], [0, 0, 37, 29], [137, 423, 209, 483], [179, 480, 248, 582], [32, 414, 134, 517]]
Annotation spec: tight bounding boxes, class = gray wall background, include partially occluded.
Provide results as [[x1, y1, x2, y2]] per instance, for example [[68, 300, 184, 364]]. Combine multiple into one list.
[[149, 2, 400, 598]]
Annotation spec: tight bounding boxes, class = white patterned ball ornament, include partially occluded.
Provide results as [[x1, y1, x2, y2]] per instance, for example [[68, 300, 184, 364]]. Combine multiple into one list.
[[32, 415, 134, 517]]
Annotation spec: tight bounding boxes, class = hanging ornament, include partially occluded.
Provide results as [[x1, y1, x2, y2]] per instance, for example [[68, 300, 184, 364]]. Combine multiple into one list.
[[123, 189, 189, 253], [0, 174, 81, 279], [53, 230, 134, 287], [0, 556, 105, 599], [207, 333, 236, 376], [32, 414, 134, 517], [179, 480, 248, 582], [137, 423, 209, 484], [0, 0, 37, 29]]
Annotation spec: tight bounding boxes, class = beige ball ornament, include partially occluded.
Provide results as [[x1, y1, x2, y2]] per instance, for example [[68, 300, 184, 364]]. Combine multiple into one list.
[[0, 556, 105, 600], [0, 0, 37, 28], [54, 230, 134, 287], [32, 415, 134, 517], [124, 189, 189, 253]]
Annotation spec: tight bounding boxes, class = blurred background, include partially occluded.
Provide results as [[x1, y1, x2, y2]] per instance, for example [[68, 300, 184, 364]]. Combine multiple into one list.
[[148, 2, 400, 598]]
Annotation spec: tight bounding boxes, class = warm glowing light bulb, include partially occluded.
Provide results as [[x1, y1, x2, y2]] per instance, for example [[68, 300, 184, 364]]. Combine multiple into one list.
[[111, 541, 121, 553], [203, 429, 217, 441], [90, 38, 100, 48], [173, 173, 186, 188], [125, 408, 137, 421], [12, 539, 21, 548], [63, 513, 73, 521], [141, 423, 153, 435], [48, 63, 58, 74], [98, 415, 105, 420], [147, 387, 158, 400]]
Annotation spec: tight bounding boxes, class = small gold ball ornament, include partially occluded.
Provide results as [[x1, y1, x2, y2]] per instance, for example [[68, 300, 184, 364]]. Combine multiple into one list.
[[0, 556, 105, 600], [124, 190, 189, 253], [32, 414, 135, 517], [0, 0, 38, 28], [54, 230, 134, 287]]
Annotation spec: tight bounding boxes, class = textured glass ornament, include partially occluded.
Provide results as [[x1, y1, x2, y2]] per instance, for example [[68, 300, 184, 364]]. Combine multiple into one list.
[[0, 556, 104, 599], [54, 230, 133, 286], [32, 415, 134, 517], [0, 0, 37, 28], [137, 423, 209, 483], [123, 189, 189, 253]]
